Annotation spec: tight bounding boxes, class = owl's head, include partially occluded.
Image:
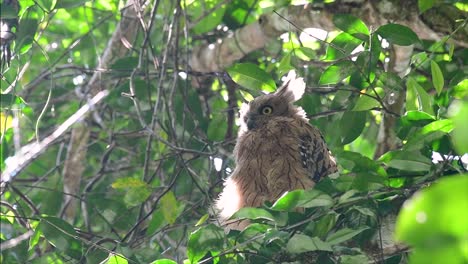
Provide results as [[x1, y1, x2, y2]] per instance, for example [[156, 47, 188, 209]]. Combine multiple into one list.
[[239, 71, 307, 131]]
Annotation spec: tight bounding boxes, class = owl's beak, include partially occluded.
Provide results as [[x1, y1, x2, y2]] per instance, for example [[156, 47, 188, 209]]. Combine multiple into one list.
[[246, 117, 256, 130]]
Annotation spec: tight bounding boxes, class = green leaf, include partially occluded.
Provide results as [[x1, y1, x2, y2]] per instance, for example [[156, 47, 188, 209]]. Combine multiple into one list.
[[352, 87, 384, 111], [15, 18, 38, 53], [380, 150, 432, 172], [400, 111, 435, 126], [38, 216, 83, 259], [406, 77, 434, 115], [55, 0, 89, 8], [296, 47, 316, 60], [112, 177, 152, 207], [29, 226, 42, 251], [147, 208, 166, 235], [160, 191, 182, 225], [233, 207, 275, 221], [189, 0, 227, 34], [326, 227, 369, 245], [376, 24, 420, 46], [227, 63, 276, 92], [405, 119, 454, 151], [430, 60, 444, 95], [319, 60, 355, 85], [124, 187, 151, 207], [104, 254, 128, 264], [387, 159, 431, 172], [341, 254, 370, 264], [151, 259, 177, 264], [277, 52, 295, 76], [310, 212, 339, 238], [333, 14, 369, 41], [187, 224, 224, 263], [338, 189, 360, 204], [0, 94, 26, 110], [396, 175, 468, 256], [112, 177, 148, 189], [339, 111, 366, 144], [377, 72, 404, 91], [352, 172, 385, 191], [297, 190, 334, 208], [418, 0, 437, 13], [450, 101, 468, 154], [271, 189, 333, 211], [207, 114, 228, 141], [195, 214, 210, 227], [287, 234, 333, 253], [452, 78, 468, 99], [270, 190, 302, 211], [324, 32, 363, 61]]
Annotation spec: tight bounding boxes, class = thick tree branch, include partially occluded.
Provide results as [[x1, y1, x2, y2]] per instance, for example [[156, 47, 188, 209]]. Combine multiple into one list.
[[60, 0, 143, 221], [190, 1, 467, 72]]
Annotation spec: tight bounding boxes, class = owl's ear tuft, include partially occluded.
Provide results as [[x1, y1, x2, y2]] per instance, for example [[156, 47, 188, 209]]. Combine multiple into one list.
[[275, 70, 305, 102]]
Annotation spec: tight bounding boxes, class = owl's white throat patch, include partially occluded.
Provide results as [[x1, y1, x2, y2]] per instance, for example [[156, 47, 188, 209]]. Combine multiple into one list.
[[215, 177, 243, 220]]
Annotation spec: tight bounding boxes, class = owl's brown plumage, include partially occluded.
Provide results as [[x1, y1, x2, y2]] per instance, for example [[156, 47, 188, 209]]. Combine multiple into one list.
[[216, 71, 337, 228]]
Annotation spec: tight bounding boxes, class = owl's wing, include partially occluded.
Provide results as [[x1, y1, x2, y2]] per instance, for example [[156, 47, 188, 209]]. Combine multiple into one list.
[[299, 127, 337, 182]]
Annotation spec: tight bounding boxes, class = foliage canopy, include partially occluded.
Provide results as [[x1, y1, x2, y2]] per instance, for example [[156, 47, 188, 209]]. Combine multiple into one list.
[[1, 0, 467, 263]]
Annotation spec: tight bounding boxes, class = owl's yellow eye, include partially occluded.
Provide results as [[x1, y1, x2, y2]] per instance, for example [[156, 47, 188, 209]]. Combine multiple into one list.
[[261, 106, 273, 115]]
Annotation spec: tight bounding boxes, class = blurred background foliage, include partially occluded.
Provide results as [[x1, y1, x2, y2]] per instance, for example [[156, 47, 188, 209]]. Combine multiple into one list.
[[0, 0, 467, 263]]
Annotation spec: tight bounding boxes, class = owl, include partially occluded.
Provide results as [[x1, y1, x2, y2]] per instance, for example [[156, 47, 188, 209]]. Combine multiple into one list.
[[215, 71, 337, 229]]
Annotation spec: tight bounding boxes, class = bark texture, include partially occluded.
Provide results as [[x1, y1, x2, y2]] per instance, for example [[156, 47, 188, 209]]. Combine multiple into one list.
[[61, 0, 143, 221], [190, 1, 467, 72]]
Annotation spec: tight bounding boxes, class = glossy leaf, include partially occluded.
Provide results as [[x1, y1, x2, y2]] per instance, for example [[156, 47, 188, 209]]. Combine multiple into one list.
[[189, 0, 227, 34], [326, 226, 369, 245], [207, 114, 228, 141], [450, 101, 468, 154], [324, 32, 363, 61], [112, 177, 148, 189], [405, 119, 454, 151], [227, 63, 276, 92], [55, 0, 89, 8], [333, 14, 369, 41], [287, 234, 332, 253], [406, 77, 435, 115], [151, 259, 177, 264], [430, 60, 444, 95], [418, 0, 437, 13], [380, 150, 432, 172], [376, 24, 420, 46], [352, 87, 384, 111], [160, 191, 182, 225], [38, 216, 83, 259], [311, 212, 339, 238], [233, 207, 275, 221], [339, 111, 366, 144], [15, 18, 38, 53], [378, 72, 403, 91], [319, 60, 355, 85], [104, 254, 128, 264], [396, 175, 468, 262], [187, 224, 224, 263], [271, 189, 333, 211], [270, 190, 302, 211], [277, 52, 295, 76], [112, 177, 151, 207], [400, 111, 435, 126], [147, 208, 166, 235]]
